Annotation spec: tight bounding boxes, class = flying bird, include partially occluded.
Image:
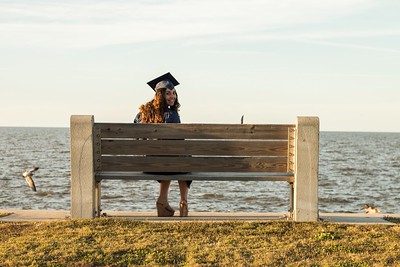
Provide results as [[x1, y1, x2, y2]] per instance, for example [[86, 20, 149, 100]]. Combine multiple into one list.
[[362, 204, 381, 214], [22, 167, 39, 192]]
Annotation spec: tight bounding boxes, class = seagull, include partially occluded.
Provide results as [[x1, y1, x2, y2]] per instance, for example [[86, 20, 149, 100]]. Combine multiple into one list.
[[362, 204, 381, 214], [22, 167, 39, 192]]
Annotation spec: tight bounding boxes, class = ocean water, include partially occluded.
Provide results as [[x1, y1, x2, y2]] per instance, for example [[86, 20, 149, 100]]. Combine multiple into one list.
[[0, 127, 399, 214]]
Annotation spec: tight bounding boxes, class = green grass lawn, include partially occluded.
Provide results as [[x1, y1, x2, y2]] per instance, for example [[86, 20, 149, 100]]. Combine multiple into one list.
[[1, 218, 399, 266]]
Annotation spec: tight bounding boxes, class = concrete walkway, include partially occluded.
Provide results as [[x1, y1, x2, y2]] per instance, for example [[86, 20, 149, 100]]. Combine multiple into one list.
[[1, 209, 399, 224]]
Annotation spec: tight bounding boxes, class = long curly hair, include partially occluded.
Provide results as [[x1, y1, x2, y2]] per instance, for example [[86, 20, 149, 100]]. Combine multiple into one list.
[[139, 88, 180, 123]]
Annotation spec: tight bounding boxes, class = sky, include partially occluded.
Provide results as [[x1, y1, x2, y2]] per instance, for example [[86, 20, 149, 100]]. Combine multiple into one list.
[[0, 0, 399, 132]]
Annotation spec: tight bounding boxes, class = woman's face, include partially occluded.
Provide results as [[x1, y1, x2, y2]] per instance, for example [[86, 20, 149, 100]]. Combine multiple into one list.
[[164, 88, 177, 106]]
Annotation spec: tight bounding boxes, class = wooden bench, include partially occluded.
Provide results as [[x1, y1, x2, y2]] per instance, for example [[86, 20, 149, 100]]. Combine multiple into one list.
[[70, 115, 319, 221]]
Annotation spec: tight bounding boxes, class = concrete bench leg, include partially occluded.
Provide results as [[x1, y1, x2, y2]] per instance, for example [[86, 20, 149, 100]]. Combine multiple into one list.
[[70, 115, 96, 219], [294, 117, 319, 221]]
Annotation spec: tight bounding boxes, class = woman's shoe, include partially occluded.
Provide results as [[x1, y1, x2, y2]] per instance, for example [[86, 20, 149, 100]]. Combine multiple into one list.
[[179, 200, 188, 217], [156, 201, 175, 217]]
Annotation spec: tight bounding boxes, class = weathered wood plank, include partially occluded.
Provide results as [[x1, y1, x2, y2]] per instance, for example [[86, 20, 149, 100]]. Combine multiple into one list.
[[101, 156, 288, 173], [288, 127, 295, 173], [96, 123, 294, 139], [96, 171, 295, 182], [101, 139, 288, 157], [93, 127, 102, 172]]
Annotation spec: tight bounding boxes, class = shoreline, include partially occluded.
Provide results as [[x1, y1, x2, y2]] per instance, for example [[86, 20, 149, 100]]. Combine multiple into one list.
[[1, 209, 399, 224]]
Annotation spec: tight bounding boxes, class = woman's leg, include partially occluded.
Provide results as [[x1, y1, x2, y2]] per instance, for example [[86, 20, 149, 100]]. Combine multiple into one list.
[[156, 180, 174, 217], [178, 180, 189, 217], [158, 180, 171, 203], [178, 180, 188, 202]]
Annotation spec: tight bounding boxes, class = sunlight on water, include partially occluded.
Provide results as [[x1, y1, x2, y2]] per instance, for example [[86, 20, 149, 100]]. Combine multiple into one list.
[[0, 128, 399, 213]]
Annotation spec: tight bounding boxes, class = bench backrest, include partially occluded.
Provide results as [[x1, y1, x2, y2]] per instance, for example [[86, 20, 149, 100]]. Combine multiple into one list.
[[93, 123, 296, 174]]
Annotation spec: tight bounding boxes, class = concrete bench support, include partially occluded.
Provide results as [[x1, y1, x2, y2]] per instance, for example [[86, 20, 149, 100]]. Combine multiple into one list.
[[70, 115, 96, 218], [294, 117, 319, 221]]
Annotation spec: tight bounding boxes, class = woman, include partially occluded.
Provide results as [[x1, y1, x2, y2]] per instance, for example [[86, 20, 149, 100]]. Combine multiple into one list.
[[134, 72, 191, 217]]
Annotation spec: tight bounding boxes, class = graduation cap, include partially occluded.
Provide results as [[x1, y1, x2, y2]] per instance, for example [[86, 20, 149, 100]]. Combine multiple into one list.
[[147, 72, 179, 92]]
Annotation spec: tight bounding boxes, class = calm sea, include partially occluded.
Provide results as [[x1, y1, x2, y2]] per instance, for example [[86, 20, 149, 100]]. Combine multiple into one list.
[[0, 127, 399, 214]]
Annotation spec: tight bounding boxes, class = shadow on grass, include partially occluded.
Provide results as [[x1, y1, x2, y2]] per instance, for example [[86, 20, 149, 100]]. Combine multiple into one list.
[[384, 216, 400, 224]]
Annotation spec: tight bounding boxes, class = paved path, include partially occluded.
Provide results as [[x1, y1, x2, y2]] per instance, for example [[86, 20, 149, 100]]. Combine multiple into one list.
[[1, 209, 399, 224]]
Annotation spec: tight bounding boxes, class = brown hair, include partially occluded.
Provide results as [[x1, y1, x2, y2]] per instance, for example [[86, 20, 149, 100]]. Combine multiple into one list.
[[139, 88, 180, 123]]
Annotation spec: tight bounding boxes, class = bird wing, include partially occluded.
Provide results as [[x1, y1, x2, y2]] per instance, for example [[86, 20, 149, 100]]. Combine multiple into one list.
[[25, 175, 37, 192], [28, 167, 39, 173]]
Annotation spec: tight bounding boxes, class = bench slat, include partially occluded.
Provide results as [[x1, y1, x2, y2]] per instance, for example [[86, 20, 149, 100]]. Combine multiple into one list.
[[101, 139, 288, 156], [101, 156, 288, 173], [95, 171, 295, 182], [97, 123, 294, 139]]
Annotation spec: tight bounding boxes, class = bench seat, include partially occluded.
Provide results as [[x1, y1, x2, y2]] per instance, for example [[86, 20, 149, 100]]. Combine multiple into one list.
[[96, 171, 295, 182]]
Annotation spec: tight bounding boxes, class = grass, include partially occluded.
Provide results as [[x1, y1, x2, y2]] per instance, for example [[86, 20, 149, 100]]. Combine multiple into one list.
[[0, 219, 399, 266], [0, 218, 400, 266]]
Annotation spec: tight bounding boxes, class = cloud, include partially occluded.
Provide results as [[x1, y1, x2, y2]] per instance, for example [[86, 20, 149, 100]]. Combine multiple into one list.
[[0, 0, 386, 49], [297, 39, 400, 54]]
